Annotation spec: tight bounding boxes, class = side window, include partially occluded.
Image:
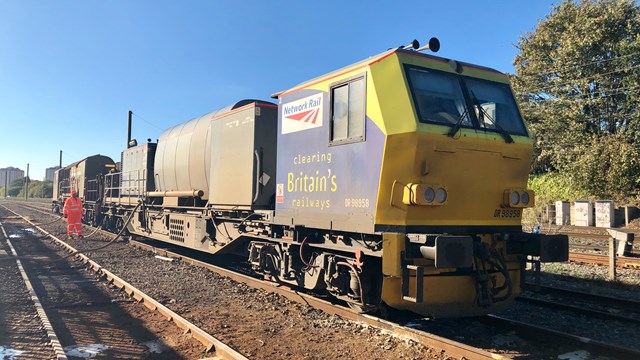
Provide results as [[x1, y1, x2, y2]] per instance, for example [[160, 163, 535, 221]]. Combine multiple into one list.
[[330, 77, 365, 144]]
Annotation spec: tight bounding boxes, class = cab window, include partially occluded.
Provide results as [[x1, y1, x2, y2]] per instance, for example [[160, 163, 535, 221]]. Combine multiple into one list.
[[330, 77, 365, 144], [464, 78, 527, 136], [406, 67, 471, 127]]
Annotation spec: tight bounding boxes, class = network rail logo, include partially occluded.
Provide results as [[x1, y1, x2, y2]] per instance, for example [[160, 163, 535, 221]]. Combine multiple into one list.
[[281, 94, 323, 134]]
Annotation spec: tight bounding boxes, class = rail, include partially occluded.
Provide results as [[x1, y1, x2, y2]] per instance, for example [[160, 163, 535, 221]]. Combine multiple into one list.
[[569, 251, 640, 268], [128, 240, 504, 360], [1, 204, 247, 360]]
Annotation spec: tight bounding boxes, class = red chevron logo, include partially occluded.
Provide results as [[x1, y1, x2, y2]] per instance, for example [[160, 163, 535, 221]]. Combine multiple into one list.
[[284, 108, 319, 124]]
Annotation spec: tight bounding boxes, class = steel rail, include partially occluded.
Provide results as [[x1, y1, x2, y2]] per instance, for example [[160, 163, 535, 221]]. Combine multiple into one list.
[[482, 315, 640, 359], [3, 201, 505, 359], [0, 204, 247, 360], [569, 251, 640, 268], [515, 296, 640, 325], [0, 221, 68, 360], [523, 283, 640, 313], [128, 240, 506, 360], [9, 201, 116, 239]]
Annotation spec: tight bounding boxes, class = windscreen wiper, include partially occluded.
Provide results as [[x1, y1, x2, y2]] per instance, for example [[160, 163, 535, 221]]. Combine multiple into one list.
[[470, 90, 514, 144], [446, 107, 470, 138]]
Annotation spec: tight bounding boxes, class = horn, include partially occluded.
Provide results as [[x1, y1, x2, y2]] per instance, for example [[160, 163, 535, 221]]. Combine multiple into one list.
[[417, 37, 440, 53], [403, 39, 420, 50]]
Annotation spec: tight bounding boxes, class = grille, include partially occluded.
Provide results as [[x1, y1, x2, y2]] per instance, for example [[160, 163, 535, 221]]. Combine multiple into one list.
[[169, 218, 185, 243]]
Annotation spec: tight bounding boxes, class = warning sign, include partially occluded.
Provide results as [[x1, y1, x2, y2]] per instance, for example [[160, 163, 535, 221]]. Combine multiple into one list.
[[276, 183, 284, 203]]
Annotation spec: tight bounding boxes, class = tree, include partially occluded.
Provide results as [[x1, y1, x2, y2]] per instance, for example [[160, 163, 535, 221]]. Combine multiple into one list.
[[7, 177, 27, 197], [26, 181, 53, 198], [513, 0, 640, 198]]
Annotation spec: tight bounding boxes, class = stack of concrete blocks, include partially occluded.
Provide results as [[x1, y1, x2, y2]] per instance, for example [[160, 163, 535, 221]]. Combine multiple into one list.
[[555, 201, 570, 225], [573, 200, 594, 226], [595, 200, 615, 228], [545, 204, 556, 224]]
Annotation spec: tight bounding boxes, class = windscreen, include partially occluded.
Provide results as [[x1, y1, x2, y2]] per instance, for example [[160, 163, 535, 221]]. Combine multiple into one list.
[[407, 67, 472, 127], [464, 78, 527, 136], [406, 65, 527, 137]]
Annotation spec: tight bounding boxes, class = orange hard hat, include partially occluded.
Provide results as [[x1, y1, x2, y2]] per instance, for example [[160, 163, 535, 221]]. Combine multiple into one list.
[[71, 189, 78, 195]]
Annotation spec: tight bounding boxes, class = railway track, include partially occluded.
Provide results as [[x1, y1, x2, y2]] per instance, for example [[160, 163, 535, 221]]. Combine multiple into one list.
[[2, 200, 469, 359], [543, 224, 640, 241], [7, 199, 640, 359], [0, 203, 247, 359], [130, 238, 640, 359], [478, 315, 640, 359], [518, 284, 640, 325], [569, 251, 640, 269]]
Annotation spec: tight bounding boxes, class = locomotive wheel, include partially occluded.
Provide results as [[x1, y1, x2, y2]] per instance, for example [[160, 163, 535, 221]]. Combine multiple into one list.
[[346, 301, 377, 314]]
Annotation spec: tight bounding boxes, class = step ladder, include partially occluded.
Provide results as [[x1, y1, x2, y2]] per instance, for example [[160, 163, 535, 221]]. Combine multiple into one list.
[[401, 264, 424, 303]]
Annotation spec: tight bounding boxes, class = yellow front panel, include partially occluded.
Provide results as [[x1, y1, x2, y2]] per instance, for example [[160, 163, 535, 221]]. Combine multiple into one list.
[[381, 269, 520, 317], [376, 131, 533, 227]]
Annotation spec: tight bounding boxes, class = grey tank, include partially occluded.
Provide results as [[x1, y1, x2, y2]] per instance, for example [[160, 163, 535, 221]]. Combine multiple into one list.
[[153, 100, 278, 207], [154, 111, 213, 199]]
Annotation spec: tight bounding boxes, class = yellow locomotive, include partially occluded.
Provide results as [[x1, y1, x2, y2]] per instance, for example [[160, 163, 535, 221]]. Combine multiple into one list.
[[95, 37, 568, 317]]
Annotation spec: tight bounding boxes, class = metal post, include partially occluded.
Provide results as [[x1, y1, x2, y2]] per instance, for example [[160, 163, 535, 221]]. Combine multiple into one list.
[[625, 206, 630, 226], [609, 237, 617, 281], [3, 172, 6, 198], [127, 110, 133, 148], [59, 150, 63, 168], [25, 163, 29, 200], [520, 257, 527, 289], [534, 260, 541, 290]]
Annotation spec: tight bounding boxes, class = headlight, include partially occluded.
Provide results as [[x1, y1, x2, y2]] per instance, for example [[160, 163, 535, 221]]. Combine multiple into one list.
[[423, 187, 435, 203], [503, 189, 535, 208], [510, 191, 520, 206], [435, 188, 447, 203], [403, 183, 447, 206]]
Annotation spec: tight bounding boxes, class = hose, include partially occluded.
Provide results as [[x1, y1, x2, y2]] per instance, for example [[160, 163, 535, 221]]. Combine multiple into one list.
[[33, 214, 65, 226], [488, 248, 513, 302], [83, 216, 107, 239], [299, 236, 320, 273], [209, 213, 232, 242], [299, 236, 311, 266], [56, 200, 143, 260]]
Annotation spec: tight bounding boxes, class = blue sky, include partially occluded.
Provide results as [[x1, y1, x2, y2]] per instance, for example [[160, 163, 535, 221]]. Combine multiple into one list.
[[0, 1, 560, 180]]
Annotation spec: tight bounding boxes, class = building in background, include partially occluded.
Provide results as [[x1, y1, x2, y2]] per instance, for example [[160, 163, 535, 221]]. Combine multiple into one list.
[[0, 167, 25, 186], [45, 166, 60, 181]]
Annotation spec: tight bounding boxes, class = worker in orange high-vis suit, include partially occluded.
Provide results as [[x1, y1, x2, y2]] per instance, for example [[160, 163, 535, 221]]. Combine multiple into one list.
[[63, 189, 84, 239]]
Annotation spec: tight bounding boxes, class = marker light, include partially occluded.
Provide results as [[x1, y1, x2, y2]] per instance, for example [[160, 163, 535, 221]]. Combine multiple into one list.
[[503, 189, 535, 208], [403, 183, 447, 206], [511, 191, 520, 206], [424, 187, 435, 203]]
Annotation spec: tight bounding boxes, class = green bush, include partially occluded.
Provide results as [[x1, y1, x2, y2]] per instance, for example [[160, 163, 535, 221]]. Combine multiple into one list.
[[523, 172, 590, 228]]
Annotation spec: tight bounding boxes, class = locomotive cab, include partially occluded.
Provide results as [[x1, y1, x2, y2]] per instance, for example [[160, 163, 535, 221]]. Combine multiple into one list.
[[272, 42, 568, 317]]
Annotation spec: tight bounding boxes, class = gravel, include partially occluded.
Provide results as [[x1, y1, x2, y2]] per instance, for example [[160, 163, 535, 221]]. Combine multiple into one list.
[[9, 202, 640, 359]]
